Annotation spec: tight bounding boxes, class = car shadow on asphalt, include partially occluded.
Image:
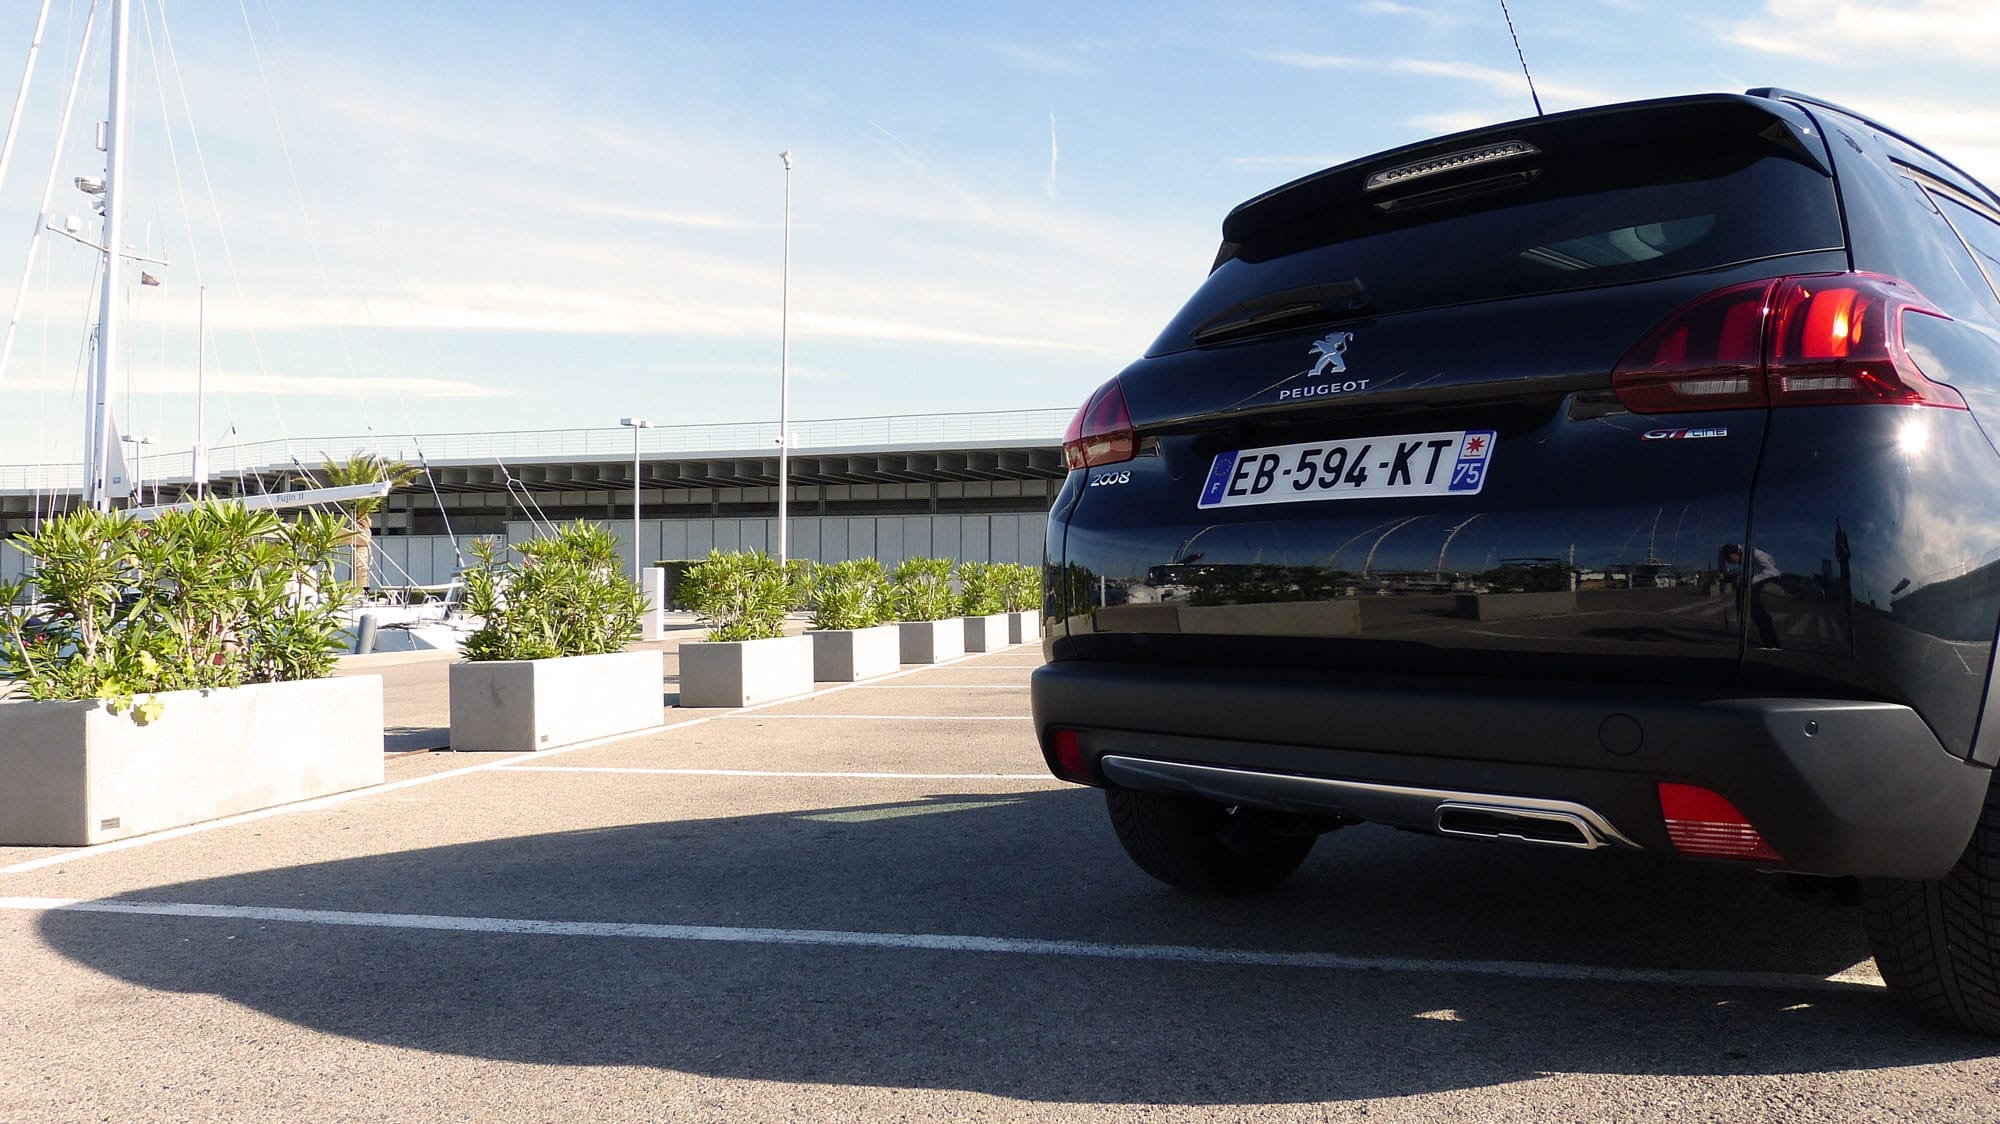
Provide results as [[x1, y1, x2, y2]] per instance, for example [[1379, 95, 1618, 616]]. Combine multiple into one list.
[[36, 787, 1992, 1103]]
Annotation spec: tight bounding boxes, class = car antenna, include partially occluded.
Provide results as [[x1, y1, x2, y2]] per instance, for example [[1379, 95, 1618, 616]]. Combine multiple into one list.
[[1497, 0, 1544, 116]]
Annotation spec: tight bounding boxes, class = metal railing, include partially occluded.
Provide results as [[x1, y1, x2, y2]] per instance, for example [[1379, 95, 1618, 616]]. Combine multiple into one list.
[[0, 407, 1073, 492]]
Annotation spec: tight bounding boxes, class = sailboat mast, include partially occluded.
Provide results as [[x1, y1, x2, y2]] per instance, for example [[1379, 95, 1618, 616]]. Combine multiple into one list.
[[84, 0, 129, 512], [194, 284, 206, 499]]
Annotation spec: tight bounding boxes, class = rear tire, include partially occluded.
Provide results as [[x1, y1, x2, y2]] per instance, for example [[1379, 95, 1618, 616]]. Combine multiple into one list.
[[1860, 777, 2000, 1034], [1105, 787, 1319, 895]]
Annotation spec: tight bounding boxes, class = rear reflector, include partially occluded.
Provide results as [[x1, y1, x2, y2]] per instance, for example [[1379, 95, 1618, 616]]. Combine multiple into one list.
[[1658, 782, 1782, 863], [1063, 377, 1137, 470], [1612, 273, 1966, 414], [1048, 728, 1092, 784]]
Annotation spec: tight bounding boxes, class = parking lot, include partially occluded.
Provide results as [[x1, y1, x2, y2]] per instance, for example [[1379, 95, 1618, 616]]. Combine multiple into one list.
[[3, 636, 1997, 1122]]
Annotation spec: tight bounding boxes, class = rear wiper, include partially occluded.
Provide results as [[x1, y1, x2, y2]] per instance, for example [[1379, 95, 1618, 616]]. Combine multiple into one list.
[[1190, 279, 1373, 345]]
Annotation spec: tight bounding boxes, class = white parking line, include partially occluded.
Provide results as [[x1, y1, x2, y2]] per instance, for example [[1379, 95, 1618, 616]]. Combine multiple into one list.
[[847, 685, 1028, 690], [501, 766, 1060, 780], [0, 896, 1885, 994], [717, 714, 1032, 722]]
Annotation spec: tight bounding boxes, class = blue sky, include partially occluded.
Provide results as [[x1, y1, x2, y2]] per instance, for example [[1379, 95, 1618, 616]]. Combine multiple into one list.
[[0, 0, 1996, 468]]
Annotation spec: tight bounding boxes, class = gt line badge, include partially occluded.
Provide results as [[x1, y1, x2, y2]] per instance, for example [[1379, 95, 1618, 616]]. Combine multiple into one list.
[[1642, 427, 1729, 440]]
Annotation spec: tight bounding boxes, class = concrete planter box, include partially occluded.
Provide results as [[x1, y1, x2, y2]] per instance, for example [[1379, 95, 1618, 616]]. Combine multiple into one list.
[[679, 634, 814, 708], [1007, 609, 1041, 645], [810, 625, 901, 683], [963, 613, 1011, 652], [898, 618, 965, 664], [450, 650, 664, 751], [0, 675, 385, 847], [1454, 590, 1578, 622]]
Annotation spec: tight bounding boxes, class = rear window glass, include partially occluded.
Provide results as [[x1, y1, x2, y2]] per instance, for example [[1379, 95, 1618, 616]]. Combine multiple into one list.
[[1937, 195, 2000, 302], [1152, 138, 1844, 355]]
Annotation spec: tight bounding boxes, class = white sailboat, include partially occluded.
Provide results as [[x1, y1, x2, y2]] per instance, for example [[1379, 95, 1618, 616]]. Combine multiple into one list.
[[0, 0, 390, 520], [0, 0, 473, 653]]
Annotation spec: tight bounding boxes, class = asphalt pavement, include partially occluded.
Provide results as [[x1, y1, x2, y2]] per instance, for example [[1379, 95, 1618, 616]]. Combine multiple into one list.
[[2, 630, 1996, 1122]]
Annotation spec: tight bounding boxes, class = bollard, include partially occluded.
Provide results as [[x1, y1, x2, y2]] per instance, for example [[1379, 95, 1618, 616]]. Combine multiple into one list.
[[354, 612, 379, 655], [641, 567, 665, 641]]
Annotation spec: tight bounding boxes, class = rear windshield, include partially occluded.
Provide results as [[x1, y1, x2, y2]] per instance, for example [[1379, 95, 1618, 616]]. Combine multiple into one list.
[[1151, 136, 1845, 355]]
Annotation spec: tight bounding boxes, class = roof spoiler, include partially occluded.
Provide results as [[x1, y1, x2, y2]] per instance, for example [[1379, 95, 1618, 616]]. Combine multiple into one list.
[[1745, 87, 2000, 210]]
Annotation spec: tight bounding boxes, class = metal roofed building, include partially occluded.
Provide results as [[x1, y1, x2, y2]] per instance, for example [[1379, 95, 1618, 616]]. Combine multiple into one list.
[[0, 409, 1070, 587]]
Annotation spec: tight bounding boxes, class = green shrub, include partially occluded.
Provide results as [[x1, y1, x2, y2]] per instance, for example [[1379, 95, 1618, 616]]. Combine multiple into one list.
[[0, 503, 359, 711], [461, 521, 643, 661], [679, 549, 789, 642], [783, 558, 815, 613], [999, 563, 1044, 613], [809, 559, 891, 631], [891, 556, 955, 622], [956, 560, 1006, 616]]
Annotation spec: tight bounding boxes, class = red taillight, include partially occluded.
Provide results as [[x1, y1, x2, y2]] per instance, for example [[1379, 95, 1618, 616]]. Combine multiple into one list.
[[1048, 728, 1091, 784], [1062, 377, 1136, 471], [1612, 273, 1966, 414], [1658, 782, 1782, 863], [1765, 277, 1963, 407], [1612, 279, 1776, 412]]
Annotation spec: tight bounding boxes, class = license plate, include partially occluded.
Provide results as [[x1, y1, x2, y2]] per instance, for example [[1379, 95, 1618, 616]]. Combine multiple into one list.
[[1197, 429, 1495, 510]]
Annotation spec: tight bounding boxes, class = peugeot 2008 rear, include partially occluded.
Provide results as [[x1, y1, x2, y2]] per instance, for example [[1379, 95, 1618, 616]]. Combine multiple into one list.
[[1032, 90, 2000, 1033]]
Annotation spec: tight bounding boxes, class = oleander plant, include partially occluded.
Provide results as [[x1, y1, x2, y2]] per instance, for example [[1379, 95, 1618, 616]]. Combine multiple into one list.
[[460, 521, 644, 661], [679, 548, 790, 642], [0, 503, 358, 714], [890, 556, 956, 622], [955, 560, 1006, 617], [808, 558, 893, 632], [999, 562, 1043, 614]]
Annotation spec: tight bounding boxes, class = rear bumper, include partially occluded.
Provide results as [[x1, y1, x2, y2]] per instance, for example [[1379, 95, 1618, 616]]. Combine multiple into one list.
[[1030, 660, 1993, 880]]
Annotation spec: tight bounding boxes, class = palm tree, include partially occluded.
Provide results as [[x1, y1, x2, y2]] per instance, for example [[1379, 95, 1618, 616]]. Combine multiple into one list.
[[318, 454, 421, 594]]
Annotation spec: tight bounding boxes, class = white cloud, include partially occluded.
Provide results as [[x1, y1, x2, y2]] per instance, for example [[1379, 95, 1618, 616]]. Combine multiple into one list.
[[797, 312, 1106, 352], [1045, 109, 1060, 200], [972, 39, 1086, 74], [1261, 53, 1611, 108], [1353, 2, 1467, 27], [185, 281, 1120, 354], [565, 202, 757, 231], [852, 123, 1205, 274], [6, 368, 514, 399], [1726, 1, 2000, 64], [1226, 154, 1352, 172], [1404, 110, 1501, 135]]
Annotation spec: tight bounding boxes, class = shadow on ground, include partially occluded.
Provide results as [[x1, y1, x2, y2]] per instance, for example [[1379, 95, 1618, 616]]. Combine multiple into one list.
[[37, 787, 1991, 1103], [384, 725, 450, 753]]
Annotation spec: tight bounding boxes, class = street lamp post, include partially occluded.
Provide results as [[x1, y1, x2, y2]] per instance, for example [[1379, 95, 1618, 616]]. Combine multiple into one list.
[[618, 418, 651, 584], [777, 149, 792, 566], [121, 433, 154, 506]]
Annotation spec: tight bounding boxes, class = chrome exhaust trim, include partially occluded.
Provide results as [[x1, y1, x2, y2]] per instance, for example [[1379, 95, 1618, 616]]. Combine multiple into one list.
[[1433, 801, 1605, 849], [1098, 755, 1640, 850]]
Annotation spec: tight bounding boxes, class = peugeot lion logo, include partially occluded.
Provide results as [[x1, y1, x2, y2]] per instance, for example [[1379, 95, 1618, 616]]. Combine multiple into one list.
[[1309, 331, 1354, 376], [1277, 331, 1368, 402]]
